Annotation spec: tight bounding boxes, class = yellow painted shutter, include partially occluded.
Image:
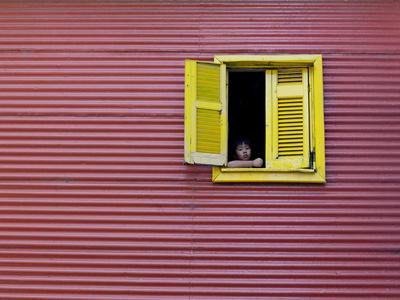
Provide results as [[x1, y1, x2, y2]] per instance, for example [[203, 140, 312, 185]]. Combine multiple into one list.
[[267, 68, 310, 169], [184, 60, 227, 166]]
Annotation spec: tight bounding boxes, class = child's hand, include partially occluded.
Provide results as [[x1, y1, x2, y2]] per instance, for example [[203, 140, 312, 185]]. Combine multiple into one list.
[[252, 158, 263, 168]]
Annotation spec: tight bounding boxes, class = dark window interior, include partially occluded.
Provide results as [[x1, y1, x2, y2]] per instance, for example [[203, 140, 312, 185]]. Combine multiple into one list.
[[228, 70, 265, 164]]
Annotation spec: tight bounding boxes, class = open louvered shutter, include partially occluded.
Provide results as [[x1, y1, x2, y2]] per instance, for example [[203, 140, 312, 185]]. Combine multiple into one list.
[[184, 60, 227, 166], [267, 68, 310, 169]]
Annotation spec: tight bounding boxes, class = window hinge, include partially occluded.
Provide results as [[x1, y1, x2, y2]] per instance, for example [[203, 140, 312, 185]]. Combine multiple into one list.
[[309, 151, 315, 169]]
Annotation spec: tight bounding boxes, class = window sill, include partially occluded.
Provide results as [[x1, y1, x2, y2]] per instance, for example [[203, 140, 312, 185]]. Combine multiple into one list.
[[221, 167, 315, 173], [212, 166, 325, 183]]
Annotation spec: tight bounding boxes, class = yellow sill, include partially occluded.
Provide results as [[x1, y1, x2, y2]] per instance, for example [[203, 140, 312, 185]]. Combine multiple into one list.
[[212, 166, 325, 183], [221, 167, 315, 173]]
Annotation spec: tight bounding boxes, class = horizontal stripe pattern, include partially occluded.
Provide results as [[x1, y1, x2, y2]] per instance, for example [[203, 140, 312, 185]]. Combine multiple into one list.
[[0, 1, 399, 299]]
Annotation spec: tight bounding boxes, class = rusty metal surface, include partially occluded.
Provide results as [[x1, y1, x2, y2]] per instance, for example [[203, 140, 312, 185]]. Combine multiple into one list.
[[0, 1, 399, 299]]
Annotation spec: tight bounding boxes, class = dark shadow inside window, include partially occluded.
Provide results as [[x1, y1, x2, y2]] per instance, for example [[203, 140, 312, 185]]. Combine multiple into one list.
[[228, 70, 265, 165]]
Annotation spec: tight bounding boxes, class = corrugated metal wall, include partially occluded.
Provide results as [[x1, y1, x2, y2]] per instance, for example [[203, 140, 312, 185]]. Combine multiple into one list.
[[0, 1, 399, 299]]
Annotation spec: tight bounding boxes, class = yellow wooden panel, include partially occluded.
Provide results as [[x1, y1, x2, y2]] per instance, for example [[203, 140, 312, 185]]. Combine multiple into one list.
[[313, 56, 326, 181], [277, 84, 303, 98], [184, 60, 227, 166], [214, 54, 319, 65], [268, 68, 310, 169]]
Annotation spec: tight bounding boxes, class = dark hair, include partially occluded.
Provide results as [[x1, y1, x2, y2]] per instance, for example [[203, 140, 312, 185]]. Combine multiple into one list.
[[233, 138, 251, 149]]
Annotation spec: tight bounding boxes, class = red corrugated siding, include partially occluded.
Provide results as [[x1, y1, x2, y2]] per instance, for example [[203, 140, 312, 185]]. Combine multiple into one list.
[[0, 1, 399, 299]]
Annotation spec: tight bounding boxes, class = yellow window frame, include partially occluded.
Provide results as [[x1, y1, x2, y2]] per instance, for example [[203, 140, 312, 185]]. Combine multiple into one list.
[[211, 55, 326, 183]]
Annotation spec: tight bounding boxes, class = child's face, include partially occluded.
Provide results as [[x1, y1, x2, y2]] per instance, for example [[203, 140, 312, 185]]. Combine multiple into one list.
[[235, 142, 251, 160]]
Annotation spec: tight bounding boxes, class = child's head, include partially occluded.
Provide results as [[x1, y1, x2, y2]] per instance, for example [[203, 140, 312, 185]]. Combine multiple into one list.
[[234, 138, 252, 161]]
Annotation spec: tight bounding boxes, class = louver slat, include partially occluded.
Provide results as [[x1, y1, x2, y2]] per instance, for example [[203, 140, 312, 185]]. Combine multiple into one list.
[[197, 108, 221, 153], [278, 97, 303, 156], [277, 69, 303, 83]]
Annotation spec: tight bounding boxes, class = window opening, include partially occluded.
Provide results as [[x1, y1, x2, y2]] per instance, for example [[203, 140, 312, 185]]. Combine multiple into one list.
[[228, 70, 265, 167]]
